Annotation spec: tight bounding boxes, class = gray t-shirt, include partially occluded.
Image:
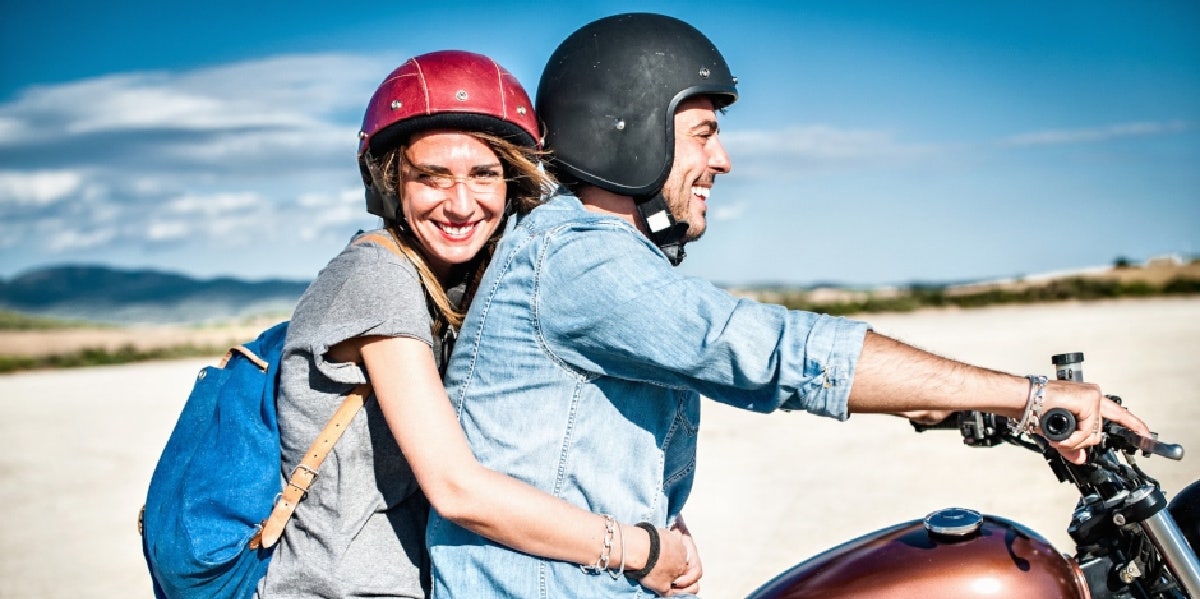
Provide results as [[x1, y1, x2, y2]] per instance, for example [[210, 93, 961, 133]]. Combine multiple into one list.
[[257, 230, 437, 598]]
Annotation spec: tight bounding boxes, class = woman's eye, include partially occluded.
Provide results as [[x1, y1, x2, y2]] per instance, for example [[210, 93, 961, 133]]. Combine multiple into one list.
[[415, 172, 449, 187], [473, 170, 503, 182]]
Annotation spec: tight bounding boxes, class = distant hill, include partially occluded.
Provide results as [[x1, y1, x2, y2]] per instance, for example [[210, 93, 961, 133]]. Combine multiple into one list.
[[3, 255, 1196, 326], [0, 264, 311, 325]]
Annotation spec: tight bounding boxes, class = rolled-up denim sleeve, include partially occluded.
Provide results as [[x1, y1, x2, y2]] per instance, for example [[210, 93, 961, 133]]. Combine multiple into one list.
[[774, 311, 870, 419], [535, 222, 870, 419]]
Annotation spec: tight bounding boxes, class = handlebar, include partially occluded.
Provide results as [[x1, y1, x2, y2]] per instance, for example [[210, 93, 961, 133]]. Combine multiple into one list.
[[912, 407, 1184, 461]]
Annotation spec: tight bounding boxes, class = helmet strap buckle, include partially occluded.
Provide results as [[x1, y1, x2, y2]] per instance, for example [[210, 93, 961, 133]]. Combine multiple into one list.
[[635, 193, 688, 266]]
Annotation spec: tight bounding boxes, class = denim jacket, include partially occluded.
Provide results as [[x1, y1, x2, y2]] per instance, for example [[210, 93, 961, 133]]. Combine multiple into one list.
[[428, 193, 870, 598]]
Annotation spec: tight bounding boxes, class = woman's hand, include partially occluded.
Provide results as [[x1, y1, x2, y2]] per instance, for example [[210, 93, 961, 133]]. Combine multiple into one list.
[[667, 518, 702, 596], [637, 526, 690, 596], [1040, 380, 1150, 464]]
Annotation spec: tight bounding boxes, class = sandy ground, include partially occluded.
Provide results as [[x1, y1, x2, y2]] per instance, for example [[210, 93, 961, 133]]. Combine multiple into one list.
[[1, 298, 1196, 598], [0, 320, 282, 357]]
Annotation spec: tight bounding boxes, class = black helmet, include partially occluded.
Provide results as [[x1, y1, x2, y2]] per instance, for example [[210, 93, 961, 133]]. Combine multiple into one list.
[[536, 13, 738, 197]]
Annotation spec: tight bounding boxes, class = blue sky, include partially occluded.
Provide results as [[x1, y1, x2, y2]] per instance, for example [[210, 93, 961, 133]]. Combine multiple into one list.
[[1, 1, 1197, 285]]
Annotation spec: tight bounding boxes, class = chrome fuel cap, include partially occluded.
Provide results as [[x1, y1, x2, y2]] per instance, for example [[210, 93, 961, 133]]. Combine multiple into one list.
[[924, 507, 984, 538]]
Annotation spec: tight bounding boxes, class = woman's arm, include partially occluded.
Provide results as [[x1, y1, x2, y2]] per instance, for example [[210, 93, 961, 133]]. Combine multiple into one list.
[[342, 335, 691, 594]]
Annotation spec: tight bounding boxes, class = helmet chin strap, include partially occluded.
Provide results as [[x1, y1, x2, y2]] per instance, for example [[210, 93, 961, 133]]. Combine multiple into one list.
[[634, 193, 689, 266]]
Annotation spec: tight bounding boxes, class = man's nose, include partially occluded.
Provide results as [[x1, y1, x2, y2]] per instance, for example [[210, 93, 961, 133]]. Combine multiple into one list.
[[709, 135, 732, 174]]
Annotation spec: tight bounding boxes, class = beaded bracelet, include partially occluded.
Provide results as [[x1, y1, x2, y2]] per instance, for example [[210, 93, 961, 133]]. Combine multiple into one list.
[[1010, 375, 1048, 434]]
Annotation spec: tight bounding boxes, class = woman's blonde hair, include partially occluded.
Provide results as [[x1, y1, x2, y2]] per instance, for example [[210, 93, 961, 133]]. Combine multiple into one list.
[[367, 131, 554, 334]]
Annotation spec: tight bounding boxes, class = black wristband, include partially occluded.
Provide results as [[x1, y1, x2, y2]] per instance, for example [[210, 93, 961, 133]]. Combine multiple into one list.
[[624, 522, 660, 580]]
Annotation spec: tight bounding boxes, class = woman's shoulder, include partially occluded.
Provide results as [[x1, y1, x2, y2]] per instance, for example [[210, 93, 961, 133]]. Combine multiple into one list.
[[295, 229, 426, 320], [316, 229, 419, 281], [349, 228, 416, 264]]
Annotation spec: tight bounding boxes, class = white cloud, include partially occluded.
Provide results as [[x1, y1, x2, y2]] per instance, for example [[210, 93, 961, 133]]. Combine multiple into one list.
[[62, 79, 233, 134], [0, 51, 391, 261], [166, 191, 265, 216], [1000, 120, 1191, 147], [159, 191, 277, 243], [0, 117, 25, 141], [295, 188, 378, 241], [47, 226, 118, 251], [2, 54, 390, 142], [0, 170, 84, 206], [146, 220, 190, 242], [167, 125, 355, 163]]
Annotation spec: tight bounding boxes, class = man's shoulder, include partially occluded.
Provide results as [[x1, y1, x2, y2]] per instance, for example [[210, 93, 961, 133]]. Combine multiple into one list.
[[524, 193, 597, 226], [522, 193, 653, 247]]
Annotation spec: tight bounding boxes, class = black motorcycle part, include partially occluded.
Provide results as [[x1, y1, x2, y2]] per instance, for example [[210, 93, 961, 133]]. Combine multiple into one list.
[[1168, 479, 1200, 557]]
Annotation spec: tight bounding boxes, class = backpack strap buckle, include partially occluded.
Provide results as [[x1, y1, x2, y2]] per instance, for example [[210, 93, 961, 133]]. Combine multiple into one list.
[[283, 464, 318, 499]]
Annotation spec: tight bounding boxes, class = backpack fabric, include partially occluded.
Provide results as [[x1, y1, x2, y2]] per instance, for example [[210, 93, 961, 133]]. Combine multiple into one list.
[[140, 321, 289, 599]]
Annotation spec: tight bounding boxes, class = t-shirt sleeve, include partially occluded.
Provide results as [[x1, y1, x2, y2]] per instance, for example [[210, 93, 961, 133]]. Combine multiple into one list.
[[286, 237, 434, 386]]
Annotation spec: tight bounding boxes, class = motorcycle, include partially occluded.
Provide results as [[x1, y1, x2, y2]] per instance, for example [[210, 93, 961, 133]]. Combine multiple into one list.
[[746, 352, 1200, 599]]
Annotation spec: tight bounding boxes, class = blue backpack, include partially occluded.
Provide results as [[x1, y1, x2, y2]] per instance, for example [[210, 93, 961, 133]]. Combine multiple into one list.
[[140, 322, 370, 598], [140, 231, 394, 598]]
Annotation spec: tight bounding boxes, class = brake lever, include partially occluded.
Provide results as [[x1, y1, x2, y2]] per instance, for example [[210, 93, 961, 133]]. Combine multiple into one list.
[[1110, 426, 1185, 461]]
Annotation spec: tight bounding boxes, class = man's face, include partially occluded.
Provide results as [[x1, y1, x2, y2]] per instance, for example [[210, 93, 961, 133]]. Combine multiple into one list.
[[660, 96, 732, 242]]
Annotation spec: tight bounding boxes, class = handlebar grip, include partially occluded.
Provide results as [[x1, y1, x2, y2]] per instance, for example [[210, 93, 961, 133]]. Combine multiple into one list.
[[1041, 408, 1076, 442]]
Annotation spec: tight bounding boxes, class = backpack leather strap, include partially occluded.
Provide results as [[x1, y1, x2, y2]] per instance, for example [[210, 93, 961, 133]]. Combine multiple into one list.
[[252, 382, 371, 549], [355, 230, 407, 259]]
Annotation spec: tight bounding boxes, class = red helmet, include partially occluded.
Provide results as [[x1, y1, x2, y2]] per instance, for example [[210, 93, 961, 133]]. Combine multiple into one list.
[[358, 50, 540, 220]]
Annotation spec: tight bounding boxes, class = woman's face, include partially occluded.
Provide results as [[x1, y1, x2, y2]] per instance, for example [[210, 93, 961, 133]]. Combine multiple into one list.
[[400, 130, 507, 279]]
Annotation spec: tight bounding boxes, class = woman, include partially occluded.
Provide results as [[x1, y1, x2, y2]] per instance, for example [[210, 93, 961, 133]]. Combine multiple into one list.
[[254, 50, 699, 598]]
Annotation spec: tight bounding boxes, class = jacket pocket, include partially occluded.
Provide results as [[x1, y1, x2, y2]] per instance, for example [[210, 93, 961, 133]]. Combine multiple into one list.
[[662, 392, 700, 488]]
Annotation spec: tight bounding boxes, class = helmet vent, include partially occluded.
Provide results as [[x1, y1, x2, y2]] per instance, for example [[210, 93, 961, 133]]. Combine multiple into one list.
[[455, 90, 469, 101], [614, 119, 626, 131], [699, 67, 710, 79], [390, 100, 402, 110], [517, 106, 527, 115]]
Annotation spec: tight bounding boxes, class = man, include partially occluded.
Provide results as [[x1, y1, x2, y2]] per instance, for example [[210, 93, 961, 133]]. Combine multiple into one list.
[[427, 13, 1150, 597]]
